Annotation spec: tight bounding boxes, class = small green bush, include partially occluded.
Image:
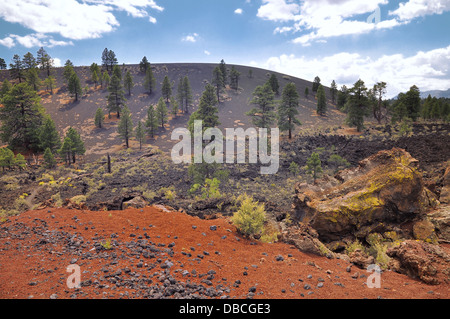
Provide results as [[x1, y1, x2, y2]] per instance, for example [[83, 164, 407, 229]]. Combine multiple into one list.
[[70, 195, 87, 205], [231, 194, 266, 237]]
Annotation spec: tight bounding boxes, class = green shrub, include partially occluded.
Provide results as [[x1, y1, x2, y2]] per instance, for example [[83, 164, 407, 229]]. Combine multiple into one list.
[[14, 197, 29, 213], [231, 194, 266, 237], [70, 195, 87, 205], [289, 161, 300, 176], [190, 178, 221, 199], [328, 154, 350, 172]]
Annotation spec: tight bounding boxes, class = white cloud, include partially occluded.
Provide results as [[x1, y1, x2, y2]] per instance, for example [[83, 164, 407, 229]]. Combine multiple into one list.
[[0, 36, 15, 48], [53, 58, 62, 67], [204, 50, 211, 56], [274, 26, 294, 34], [260, 0, 450, 46], [0, 0, 163, 42], [257, 0, 300, 21], [253, 45, 450, 98], [0, 33, 73, 49], [234, 8, 243, 15], [182, 33, 199, 43], [389, 0, 450, 21], [149, 16, 157, 24], [256, 0, 405, 46], [85, 0, 164, 17]]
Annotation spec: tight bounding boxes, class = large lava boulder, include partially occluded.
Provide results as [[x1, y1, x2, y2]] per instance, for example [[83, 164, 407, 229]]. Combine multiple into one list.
[[293, 148, 438, 242]]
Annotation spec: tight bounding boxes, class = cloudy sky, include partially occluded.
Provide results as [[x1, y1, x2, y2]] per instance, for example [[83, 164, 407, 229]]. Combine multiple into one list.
[[0, 0, 449, 97]]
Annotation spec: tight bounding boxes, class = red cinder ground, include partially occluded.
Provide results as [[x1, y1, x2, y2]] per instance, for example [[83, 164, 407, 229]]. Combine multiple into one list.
[[0, 206, 448, 299]]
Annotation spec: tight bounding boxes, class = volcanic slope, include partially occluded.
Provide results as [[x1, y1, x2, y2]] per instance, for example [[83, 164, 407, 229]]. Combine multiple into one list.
[[1, 63, 345, 160]]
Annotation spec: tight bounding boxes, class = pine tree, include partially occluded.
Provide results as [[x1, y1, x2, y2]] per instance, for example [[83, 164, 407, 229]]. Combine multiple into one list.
[[9, 54, 25, 83], [26, 67, 41, 91], [43, 147, 56, 168], [23, 52, 37, 70], [0, 148, 15, 171], [268, 74, 280, 95], [118, 106, 133, 148], [229, 66, 241, 91], [139, 56, 151, 74], [337, 85, 348, 110], [156, 97, 168, 128], [91, 70, 99, 88], [102, 71, 110, 89], [330, 80, 337, 104], [15, 153, 26, 170], [278, 82, 301, 139], [112, 65, 122, 82], [177, 76, 193, 113], [182, 76, 193, 113], [90, 62, 100, 78], [372, 81, 387, 124], [0, 82, 44, 151], [312, 76, 321, 93], [404, 85, 421, 121], [246, 82, 276, 129], [143, 67, 156, 94], [63, 60, 75, 83], [107, 74, 126, 118], [306, 152, 323, 183], [135, 120, 145, 150], [188, 83, 219, 133], [68, 72, 82, 101], [161, 75, 172, 103], [36, 47, 53, 76], [171, 98, 179, 118], [0, 79, 12, 99], [212, 66, 224, 103], [101, 48, 109, 71], [65, 127, 85, 164], [0, 58, 6, 70], [316, 84, 327, 116], [39, 116, 61, 153], [59, 136, 73, 166], [94, 108, 104, 128], [146, 104, 158, 138], [44, 76, 56, 95], [345, 79, 369, 132], [304, 87, 309, 99], [124, 71, 134, 96], [219, 59, 227, 87]]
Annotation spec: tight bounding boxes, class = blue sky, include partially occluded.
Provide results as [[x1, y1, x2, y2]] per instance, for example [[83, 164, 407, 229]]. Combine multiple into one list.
[[0, 0, 449, 97]]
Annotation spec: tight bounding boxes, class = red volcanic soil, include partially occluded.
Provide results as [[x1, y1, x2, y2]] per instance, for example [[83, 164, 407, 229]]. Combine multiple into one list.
[[0, 206, 448, 300]]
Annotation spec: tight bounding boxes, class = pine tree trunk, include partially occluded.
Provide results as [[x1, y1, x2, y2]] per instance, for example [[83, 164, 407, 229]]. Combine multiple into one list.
[[107, 153, 111, 173]]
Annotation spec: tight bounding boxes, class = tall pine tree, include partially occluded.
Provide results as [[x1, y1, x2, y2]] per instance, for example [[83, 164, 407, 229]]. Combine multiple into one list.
[[212, 66, 223, 103], [39, 116, 61, 153], [107, 74, 126, 118], [278, 82, 301, 139], [345, 79, 369, 132], [156, 97, 168, 128], [146, 104, 158, 138], [246, 82, 276, 129], [118, 106, 133, 148], [316, 85, 327, 116], [161, 75, 172, 103], [188, 83, 219, 133], [0, 83, 44, 151]]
